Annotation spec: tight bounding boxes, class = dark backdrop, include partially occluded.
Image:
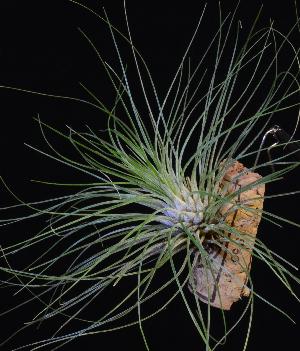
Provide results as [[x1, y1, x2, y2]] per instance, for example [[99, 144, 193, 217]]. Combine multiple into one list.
[[0, 1, 299, 350]]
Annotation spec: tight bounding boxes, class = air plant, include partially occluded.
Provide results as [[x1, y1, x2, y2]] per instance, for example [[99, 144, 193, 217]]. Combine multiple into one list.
[[0, 1, 300, 350]]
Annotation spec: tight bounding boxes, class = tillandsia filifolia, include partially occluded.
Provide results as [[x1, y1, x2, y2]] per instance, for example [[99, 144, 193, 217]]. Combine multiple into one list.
[[0, 0, 300, 350]]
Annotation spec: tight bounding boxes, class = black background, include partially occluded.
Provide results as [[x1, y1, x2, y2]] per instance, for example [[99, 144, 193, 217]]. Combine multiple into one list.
[[0, 0, 299, 350]]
